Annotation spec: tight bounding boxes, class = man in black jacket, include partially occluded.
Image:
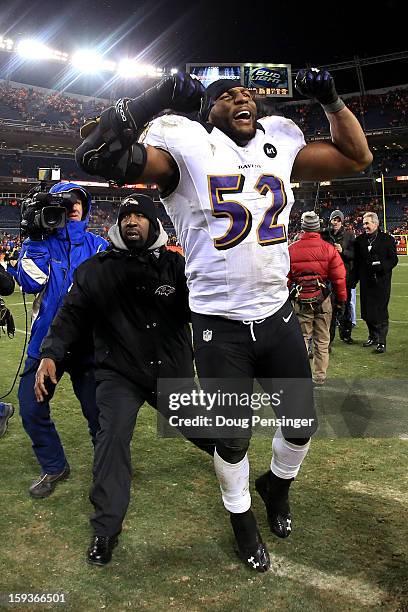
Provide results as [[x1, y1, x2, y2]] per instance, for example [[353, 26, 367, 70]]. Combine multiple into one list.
[[353, 212, 398, 353], [0, 265, 16, 437], [0, 264, 15, 296], [322, 209, 355, 344], [34, 194, 213, 565]]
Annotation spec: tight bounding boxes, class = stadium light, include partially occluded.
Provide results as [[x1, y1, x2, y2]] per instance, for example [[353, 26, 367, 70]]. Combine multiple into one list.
[[18, 39, 53, 60], [170, 68, 178, 75], [71, 50, 104, 74], [17, 39, 68, 62], [0, 37, 14, 51], [117, 59, 141, 78], [146, 65, 158, 77], [117, 60, 161, 78]]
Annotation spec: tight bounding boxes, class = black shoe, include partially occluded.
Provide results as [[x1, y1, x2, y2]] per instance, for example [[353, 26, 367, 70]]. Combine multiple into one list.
[[0, 403, 14, 438], [255, 471, 293, 539], [374, 343, 386, 354], [87, 535, 118, 566], [342, 336, 354, 344], [230, 510, 270, 572], [29, 465, 70, 498], [363, 339, 376, 347]]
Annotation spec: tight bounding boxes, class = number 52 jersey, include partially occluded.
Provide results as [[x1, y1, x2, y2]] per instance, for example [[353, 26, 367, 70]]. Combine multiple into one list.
[[142, 114, 306, 321]]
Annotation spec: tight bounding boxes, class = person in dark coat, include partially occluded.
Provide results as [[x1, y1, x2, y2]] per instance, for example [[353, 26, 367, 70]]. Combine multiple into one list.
[[0, 264, 15, 296], [0, 265, 16, 437], [353, 212, 398, 353], [321, 209, 355, 344], [34, 193, 214, 566]]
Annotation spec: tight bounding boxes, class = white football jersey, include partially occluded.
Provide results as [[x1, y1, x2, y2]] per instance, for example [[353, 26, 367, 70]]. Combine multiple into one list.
[[142, 114, 305, 320]]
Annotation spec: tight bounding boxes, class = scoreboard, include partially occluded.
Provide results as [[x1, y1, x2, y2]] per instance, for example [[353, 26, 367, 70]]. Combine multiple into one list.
[[186, 62, 292, 98]]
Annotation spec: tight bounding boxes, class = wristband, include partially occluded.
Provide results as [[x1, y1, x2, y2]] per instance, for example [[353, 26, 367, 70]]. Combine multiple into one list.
[[321, 98, 345, 114]]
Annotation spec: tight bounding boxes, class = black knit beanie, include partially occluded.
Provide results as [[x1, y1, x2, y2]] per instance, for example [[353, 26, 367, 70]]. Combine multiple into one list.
[[118, 194, 159, 249], [200, 79, 241, 121]]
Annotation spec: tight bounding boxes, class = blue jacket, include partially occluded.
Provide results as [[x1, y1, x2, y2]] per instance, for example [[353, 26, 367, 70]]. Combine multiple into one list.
[[11, 182, 108, 358]]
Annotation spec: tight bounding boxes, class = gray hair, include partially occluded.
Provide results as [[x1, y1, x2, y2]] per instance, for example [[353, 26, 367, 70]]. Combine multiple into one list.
[[363, 212, 379, 225]]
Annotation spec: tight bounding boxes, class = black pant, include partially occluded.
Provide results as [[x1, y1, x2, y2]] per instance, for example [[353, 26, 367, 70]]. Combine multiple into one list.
[[90, 373, 214, 536], [330, 287, 353, 344], [366, 319, 389, 344], [191, 301, 317, 463], [19, 355, 99, 473]]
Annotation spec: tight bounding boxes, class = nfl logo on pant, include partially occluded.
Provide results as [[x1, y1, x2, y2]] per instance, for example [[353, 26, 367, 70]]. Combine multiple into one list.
[[203, 329, 213, 342]]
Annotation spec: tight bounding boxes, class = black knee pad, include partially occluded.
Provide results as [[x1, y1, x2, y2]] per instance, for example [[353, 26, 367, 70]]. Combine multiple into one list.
[[216, 438, 250, 463], [285, 437, 311, 447]]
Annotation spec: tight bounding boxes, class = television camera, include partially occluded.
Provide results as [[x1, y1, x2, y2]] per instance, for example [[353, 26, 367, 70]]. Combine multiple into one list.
[[20, 167, 78, 239]]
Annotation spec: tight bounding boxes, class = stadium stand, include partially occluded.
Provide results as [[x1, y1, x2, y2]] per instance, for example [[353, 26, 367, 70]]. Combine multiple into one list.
[[276, 86, 408, 134], [0, 77, 406, 251]]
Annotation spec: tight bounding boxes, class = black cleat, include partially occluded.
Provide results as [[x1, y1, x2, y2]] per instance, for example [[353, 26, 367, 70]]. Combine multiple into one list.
[[342, 336, 354, 344], [0, 403, 14, 438], [87, 535, 118, 566], [255, 471, 293, 539], [29, 465, 70, 498], [374, 343, 386, 354], [363, 339, 376, 347], [230, 510, 270, 572]]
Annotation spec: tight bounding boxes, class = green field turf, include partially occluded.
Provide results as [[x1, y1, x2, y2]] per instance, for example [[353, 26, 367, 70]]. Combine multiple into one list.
[[0, 259, 407, 611]]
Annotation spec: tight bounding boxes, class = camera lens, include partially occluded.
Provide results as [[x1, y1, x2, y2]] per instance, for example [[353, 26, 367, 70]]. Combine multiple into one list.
[[42, 206, 66, 229]]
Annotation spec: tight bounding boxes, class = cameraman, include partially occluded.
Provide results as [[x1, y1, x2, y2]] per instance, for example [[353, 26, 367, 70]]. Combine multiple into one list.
[[321, 209, 355, 344], [0, 264, 15, 438], [13, 181, 108, 497]]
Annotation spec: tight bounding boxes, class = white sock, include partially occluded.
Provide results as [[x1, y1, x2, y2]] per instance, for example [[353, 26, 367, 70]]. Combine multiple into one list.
[[271, 427, 310, 479], [213, 449, 251, 513]]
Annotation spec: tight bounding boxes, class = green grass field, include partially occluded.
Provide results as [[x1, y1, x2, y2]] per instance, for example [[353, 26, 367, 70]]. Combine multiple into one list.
[[0, 259, 407, 612]]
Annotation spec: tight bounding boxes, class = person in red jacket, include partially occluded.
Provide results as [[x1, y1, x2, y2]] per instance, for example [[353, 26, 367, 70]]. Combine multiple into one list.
[[288, 211, 347, 385]]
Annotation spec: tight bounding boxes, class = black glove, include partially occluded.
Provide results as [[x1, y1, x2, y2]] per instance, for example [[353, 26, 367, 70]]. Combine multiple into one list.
[[295, 68, 344, 111], [371, 261, 383, 274], [335, 301, 346, 317], [75, 73, 204, 181]]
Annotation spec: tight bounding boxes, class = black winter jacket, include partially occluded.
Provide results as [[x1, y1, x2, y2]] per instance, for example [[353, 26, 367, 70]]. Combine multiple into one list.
[[353, 230, 398, 321], [321, 226, 355, 281], [41, 222, 193, 395], [0, 265, 15, 296]]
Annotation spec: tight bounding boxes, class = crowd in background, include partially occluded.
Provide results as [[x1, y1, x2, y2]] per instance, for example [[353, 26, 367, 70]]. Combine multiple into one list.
[[279, 87, 408, 134], [0, 80, 406, 257], [0, 82, 407, 134], [0, 83, 106, 129], [1, 194, 406, 259]]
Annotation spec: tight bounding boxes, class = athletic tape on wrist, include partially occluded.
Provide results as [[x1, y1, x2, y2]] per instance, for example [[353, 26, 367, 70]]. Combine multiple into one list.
[[322, 97, 346, 113]]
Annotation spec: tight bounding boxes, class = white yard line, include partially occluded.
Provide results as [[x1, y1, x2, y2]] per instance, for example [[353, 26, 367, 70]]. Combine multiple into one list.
[[356, 318, 407, 324], [320, 385, 407, 404], [344, 481, 408, 505], [270, 553, 386, 606]]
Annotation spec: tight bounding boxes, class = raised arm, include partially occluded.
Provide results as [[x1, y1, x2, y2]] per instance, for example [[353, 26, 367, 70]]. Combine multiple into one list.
[[291, 69, 373, 182], [75, 73, 203, 191]]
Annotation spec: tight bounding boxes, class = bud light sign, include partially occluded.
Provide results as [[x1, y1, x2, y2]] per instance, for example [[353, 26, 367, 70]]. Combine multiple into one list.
[[243, 64, 292, 97]]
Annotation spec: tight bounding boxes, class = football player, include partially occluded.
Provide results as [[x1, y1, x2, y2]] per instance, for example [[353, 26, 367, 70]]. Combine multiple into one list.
[[76, 69, 373, 572]]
